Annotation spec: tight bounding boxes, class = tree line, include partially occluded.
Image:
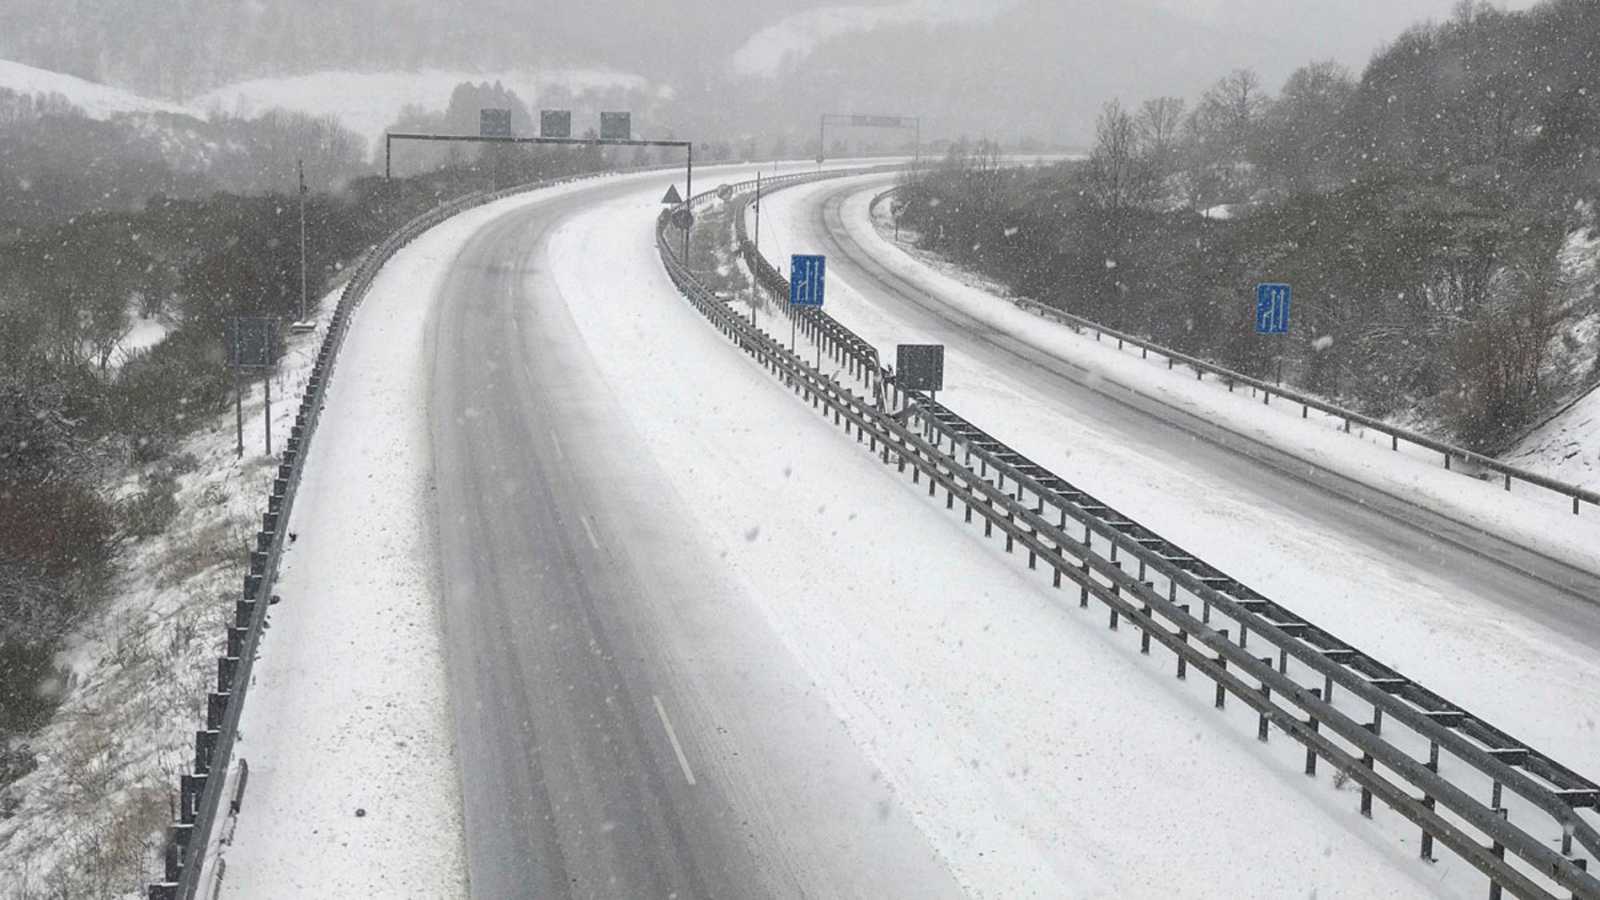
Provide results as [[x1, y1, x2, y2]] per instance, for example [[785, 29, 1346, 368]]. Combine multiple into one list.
[[895, 0, 1600, 451]]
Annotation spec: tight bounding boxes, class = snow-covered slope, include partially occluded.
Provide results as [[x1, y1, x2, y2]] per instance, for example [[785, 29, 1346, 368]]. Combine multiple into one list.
[[1508, 384, 1600, 495], [1507, 221, 1600, 493], [191, 67, 664, 154], [0, 59, 194, 119]]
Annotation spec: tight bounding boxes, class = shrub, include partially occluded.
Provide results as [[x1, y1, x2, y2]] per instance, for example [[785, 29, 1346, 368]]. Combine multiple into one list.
[[121, 473, 179, 539], [114, 328, 231, 450]]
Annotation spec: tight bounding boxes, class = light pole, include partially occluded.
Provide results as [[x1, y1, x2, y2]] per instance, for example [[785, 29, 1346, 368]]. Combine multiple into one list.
[[298, 159, 308, 324]]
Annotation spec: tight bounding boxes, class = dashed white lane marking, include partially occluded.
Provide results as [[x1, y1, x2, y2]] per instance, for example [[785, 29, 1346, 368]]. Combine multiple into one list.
[[580, 515, 600, 550], [652, 695, 697, 786], [549, 430, 564, 462]]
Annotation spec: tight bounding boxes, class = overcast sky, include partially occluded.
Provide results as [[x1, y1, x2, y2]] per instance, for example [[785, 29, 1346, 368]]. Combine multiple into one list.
[[0, 0, 1551, 144]]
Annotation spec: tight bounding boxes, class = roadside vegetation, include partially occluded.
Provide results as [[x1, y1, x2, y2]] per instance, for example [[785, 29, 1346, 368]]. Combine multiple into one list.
[[0, 79, 620, 880], [894, 0, 1600, 451]]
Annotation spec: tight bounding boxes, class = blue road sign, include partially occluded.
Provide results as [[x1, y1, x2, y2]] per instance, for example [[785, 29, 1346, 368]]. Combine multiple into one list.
[[790, 255, 826, 307], [1255, 283, 1291, 334]]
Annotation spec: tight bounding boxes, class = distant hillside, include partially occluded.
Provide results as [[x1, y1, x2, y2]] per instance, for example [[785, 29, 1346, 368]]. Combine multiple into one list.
[[0, 0, 796, 99], [0, 59, 193, 119], [191, 67, 674, 154], [0, 0, 1537, 146]]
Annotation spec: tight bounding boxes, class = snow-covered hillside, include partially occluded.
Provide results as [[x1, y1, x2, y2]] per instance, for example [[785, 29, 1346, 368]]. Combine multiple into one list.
[[191, 67, 667, 154], [0, 59, 192, 119], [2, 59, 669, 162]]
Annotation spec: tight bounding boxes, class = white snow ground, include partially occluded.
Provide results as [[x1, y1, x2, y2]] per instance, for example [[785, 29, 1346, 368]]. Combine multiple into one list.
[[1508, 384, 1600, 495], [753, 175, 1600, 792]]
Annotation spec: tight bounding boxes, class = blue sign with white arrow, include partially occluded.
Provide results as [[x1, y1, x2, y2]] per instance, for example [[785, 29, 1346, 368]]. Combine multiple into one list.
[[790, 255, 826, 307], [1255, 283, 1291, 334]]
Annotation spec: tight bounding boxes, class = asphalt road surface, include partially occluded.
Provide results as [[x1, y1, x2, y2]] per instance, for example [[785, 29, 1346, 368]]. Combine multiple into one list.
[[426, 170, 965, 900]]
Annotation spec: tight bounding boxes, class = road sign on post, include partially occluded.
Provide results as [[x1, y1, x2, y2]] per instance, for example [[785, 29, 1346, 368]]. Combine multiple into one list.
[[896, 344, 945, 394], [662, 184, 683, 205], [226, 317, 277, 368], [226, 317, 278, 457], [789, 255, 826, 307], [539, 109, 571, 139], [480, 108, 512, 138], [1255, 283, 1291, 334], [599, 112, 631, 141]]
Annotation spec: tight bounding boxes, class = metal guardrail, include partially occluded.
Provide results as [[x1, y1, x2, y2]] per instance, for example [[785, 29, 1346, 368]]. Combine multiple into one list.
[[866, 184, 1600, 517], [678, 178, 1600, 899], [145, 169, 631, 900]]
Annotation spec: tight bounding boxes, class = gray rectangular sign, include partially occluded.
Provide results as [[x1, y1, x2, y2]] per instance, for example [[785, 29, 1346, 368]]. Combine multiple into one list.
[[480, 108, 512, 138], [599, 111, 631, 141], [226, 317, 277, 368], [540, 109, 572, 139], [851, 114, 906, 128], [896, 343, 945, 392]]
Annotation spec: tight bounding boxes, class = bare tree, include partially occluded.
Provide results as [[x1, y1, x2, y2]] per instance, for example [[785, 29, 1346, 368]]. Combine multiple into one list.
[[1137, 96, 1186, 198], [1184, 68, 1268, 205], [1086, 100, 1148, 214], [1138, 97, 1185, 160]]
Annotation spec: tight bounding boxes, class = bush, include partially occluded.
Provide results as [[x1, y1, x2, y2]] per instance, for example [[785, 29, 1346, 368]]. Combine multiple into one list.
[[0, 637, 62, 738], [0, 481, 115, 581], [0, 481, 115, 737], [121, 473, 180, 539], [113, 328, 231, 451]]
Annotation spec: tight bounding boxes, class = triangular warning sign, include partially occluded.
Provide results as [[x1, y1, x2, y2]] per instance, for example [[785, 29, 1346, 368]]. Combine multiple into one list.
[[661, 184, 683, 205]]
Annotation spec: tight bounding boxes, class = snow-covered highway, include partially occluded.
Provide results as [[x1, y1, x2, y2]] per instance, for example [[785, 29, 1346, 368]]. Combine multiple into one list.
[[757, 171, 1600, 796], [213, 165, 1549, 898]]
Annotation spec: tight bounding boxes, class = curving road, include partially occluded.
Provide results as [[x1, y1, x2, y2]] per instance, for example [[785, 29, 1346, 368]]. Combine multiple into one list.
[[803, 174, 1600, 622], [761, 173, 1600, 764], [425, 169, 965, 899]]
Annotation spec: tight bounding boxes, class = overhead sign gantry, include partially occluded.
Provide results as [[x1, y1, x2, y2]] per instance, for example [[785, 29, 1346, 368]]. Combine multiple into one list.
[[384, 110, 696, 261], [817, 113, 921, 167]]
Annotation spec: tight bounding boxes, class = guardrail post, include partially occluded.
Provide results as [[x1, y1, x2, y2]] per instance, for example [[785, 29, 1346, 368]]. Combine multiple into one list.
[[1175, 605, 1190, 679], [1304, 689, 1321, 776], [1359, 721, 1376, 817], [1420, 795, 1437, 861], [1213, 629, 1230, 708], [1488, 806, 1509, 900], [1257, 660, 1274, 742]]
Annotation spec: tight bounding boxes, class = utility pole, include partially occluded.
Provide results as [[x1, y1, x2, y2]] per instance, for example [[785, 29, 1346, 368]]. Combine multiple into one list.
[[298, 159, 308, 324], [682, 144, 693, 270]]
